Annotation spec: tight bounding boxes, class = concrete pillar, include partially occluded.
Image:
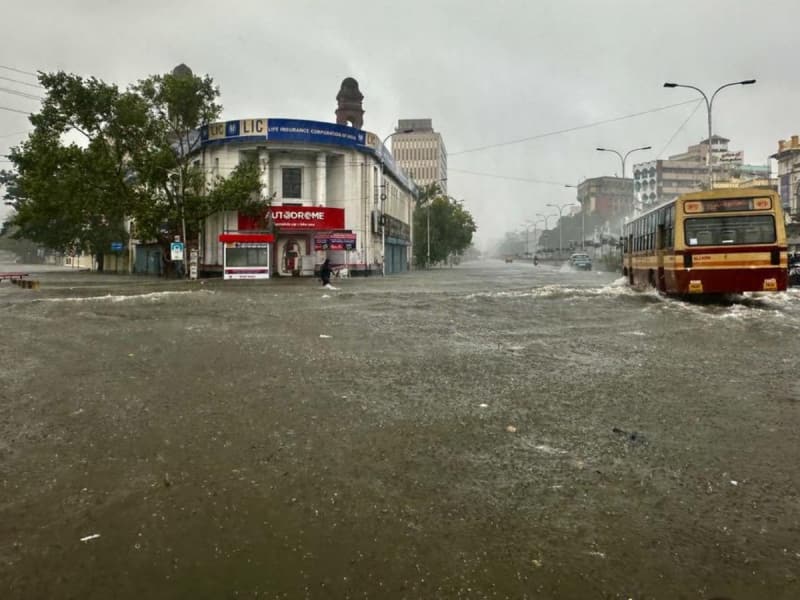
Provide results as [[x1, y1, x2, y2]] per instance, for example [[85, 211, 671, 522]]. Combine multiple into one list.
[[258, 148, 270, 199], [316, 153, 327, 207]]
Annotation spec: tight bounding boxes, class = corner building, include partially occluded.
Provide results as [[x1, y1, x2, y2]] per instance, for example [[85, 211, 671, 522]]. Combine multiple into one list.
[[199, 118, 417, 277]]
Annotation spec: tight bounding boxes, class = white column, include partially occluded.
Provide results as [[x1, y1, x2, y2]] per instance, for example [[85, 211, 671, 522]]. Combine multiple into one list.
[[316, 153, 327, 207], [258, 148, 270, 198]]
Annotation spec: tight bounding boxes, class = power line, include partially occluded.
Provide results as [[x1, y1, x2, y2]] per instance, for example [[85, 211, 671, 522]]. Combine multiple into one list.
[[449, 99, 699, 156], [449, 167, 567, 187], [0, 65, 38, 78], [0, 75, 42, 89], [0, 106, 30, 115], [656, 100, 704, 159], [0, 87, 42, 101]]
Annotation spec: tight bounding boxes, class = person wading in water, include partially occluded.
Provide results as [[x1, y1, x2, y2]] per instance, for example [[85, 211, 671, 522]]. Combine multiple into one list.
[[320, 258, 333, 287]]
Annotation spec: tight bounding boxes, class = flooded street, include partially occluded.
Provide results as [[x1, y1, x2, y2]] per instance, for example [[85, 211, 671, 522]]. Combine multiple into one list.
[[2, 260, 800, 599]]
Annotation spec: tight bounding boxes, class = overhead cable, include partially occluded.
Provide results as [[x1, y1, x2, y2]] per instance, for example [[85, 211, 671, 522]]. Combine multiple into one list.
[[0, 105, 30, 115], [449, 99, 699, 156], [448, 167, 567, 187], [0, 75, 42, 89], [0, 65, 38, 78], [656, 100, 704, 159], [0, 87, 42, 101]]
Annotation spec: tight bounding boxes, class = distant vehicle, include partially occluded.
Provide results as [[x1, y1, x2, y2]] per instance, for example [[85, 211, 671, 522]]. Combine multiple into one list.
[[789, 253, 800, 287], [504, 256, 514, 263], [622, 188, 787, 295], [569, 253, 592, 271]]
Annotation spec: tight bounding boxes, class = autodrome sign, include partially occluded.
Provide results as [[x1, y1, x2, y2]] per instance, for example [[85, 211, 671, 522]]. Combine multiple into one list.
[[238, 207, 345, 231]]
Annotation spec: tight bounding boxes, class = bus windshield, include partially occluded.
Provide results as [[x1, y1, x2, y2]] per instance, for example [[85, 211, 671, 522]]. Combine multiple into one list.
[[684, 214, 775, 246]]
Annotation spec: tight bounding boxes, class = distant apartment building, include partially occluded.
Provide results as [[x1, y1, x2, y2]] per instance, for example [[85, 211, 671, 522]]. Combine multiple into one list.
[[576, 176, 634, 218], [770, 135, 800, 216], [633, 136, 770, 210], [391, 119, 447, 193]]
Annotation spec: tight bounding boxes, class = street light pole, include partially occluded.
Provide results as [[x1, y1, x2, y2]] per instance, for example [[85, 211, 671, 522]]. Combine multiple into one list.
[[379, 128, 413, 276], [596, 145, 652, 179], [536, 212, 557, 254], [663, 79, 755, 187], [545, 202, 577, 259], [565, 184, 586, 250]]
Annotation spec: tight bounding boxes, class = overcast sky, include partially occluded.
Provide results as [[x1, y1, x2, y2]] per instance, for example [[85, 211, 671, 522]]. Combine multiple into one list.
[[2, 0, 799, 248]]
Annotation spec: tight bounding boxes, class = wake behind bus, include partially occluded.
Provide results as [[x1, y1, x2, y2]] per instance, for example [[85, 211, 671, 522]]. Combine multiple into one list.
[[622, 188, 787, 296]]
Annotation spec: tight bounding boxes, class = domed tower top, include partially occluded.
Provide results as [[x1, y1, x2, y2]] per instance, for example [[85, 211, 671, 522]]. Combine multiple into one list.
[[172, 63, 193, 78], [335, 77, 364, 129]]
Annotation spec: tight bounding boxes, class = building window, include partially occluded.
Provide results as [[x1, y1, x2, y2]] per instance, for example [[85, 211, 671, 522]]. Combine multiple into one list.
[[282, 167, 302, 198]]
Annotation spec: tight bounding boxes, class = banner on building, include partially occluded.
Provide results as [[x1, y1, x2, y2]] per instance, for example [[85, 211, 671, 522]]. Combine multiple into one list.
[[315, 233, 356, 251], [267, 119, 366, 147], [238, 207, 345, 231]]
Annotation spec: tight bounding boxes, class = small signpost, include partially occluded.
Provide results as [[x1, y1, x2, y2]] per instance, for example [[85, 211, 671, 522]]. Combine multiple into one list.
[[110, 242, 123, 252], [170, 240, 185, 261]]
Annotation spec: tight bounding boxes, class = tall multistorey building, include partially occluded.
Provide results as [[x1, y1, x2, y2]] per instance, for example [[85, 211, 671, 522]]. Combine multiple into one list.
[[771, 135, 800, 217], [632, 136, 769, 211], [391, 119, 447, 194]]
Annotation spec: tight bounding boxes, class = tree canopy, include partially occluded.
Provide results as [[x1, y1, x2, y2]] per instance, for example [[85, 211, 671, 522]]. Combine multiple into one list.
[[413, 185, 476, 267], [1, 68, 264, 264]]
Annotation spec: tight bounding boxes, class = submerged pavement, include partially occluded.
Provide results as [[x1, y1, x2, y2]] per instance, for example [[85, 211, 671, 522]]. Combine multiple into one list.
[[1, 260, 799, 599]]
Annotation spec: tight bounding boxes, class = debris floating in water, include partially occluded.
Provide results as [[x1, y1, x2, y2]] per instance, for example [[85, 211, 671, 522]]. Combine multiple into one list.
[[319, 334, 332, 339], [479, 403, 488, 408], [80, 534, 100, 543], [506, 425, 517, 433]]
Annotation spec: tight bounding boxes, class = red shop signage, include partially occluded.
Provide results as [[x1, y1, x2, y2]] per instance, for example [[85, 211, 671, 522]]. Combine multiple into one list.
[[238, 206, 345, 231]]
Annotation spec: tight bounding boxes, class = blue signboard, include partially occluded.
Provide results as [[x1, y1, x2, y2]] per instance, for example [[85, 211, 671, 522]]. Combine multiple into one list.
[[111, 242, 123, 252], [267, 118, 366, 147], [197, 117, 415, 195]]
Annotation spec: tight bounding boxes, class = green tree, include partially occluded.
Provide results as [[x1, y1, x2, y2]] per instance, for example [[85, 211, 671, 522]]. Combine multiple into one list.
[[4, 68, 264, 269], [413, 192, 476, 267]]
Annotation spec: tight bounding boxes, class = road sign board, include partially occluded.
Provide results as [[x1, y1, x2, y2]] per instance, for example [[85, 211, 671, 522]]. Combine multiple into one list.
[[170, 242, 185, 261]]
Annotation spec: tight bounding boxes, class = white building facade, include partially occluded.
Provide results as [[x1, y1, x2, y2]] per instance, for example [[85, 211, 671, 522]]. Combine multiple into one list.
[[198, 118, 417, 277]]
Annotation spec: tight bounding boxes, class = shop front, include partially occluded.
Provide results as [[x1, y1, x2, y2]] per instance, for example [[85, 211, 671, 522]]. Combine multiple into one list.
[[238, 206, 353, 277]]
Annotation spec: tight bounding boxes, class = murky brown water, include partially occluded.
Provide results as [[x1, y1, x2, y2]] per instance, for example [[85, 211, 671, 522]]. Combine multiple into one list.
[[1, 261, 799, 599]]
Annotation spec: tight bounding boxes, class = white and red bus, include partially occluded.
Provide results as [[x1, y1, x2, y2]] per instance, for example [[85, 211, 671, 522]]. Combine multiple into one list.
[[622, 188, 788, 295]]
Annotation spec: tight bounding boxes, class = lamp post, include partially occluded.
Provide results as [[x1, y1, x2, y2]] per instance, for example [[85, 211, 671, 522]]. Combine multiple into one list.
[[536, 213, 557, 255], [595, 146, 651, 179], [545, 202, 577, 259], [379, 128, 413, 276], [663, 79, 756, 187], [564, 184, 586, 250]]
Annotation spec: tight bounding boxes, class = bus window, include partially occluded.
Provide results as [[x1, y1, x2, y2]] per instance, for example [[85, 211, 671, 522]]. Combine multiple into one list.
[[684, 215, 775, 246]]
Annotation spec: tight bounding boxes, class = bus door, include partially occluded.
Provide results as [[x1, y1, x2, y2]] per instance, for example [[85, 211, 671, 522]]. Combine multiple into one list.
[[656, 224, 666, 291]]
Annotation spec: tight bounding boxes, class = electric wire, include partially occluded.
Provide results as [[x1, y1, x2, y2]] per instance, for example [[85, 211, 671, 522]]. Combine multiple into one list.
[[0, 105, 30, 115], [0, 65, 38, 78], [449, 99, 699, 156], [448, 167, 567, 187], [656, 100, 704, 159], [0, 75, 42, 89], [0, 87, 42, 101]]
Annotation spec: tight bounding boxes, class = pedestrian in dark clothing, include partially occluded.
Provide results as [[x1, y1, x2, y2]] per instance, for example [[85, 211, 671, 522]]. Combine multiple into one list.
[[320, 259, 333, 286]]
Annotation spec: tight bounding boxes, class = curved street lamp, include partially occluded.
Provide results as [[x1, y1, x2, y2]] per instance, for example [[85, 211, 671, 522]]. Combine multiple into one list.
[[536, 212, 557, 253], [663, 79, 756, 186], [595, 146, 652, 179], [545, 202, 578, 258]]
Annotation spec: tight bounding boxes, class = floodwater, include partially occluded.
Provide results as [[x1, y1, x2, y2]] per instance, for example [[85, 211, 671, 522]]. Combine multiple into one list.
[[1, 260, 799, 599]]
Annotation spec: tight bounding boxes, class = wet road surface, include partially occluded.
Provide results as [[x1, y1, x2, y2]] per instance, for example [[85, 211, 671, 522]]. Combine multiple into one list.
[[1, 260, 799, 599]]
